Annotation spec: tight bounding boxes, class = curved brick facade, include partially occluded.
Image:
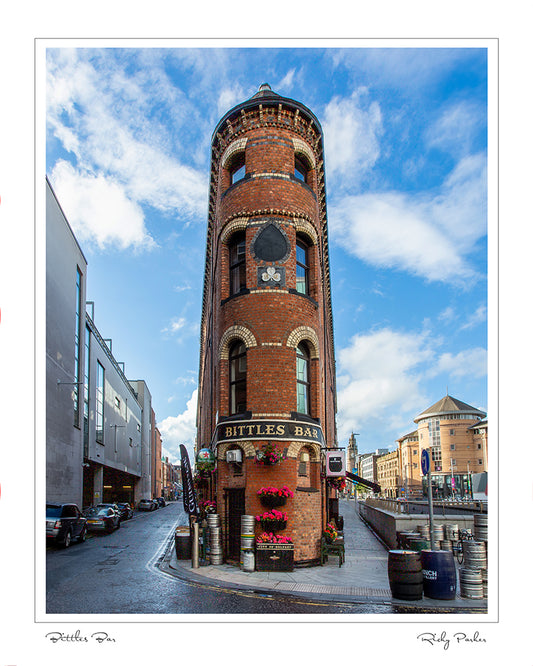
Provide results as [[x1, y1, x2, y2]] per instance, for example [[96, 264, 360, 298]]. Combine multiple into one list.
[[197, 84, 337, 565]]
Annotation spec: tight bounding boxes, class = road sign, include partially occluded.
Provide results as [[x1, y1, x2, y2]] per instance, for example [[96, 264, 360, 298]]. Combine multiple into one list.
[[421, 449, 430, 476]]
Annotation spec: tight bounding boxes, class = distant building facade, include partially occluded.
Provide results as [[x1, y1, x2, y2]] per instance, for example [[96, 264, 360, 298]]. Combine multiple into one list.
[[376, 450, 400, 498], [397, 430, 422, 498], [414, 394, 487, 498], [46, 178, 154, 508], [152, 416, 162, 499], [372, 394, 488, 499]]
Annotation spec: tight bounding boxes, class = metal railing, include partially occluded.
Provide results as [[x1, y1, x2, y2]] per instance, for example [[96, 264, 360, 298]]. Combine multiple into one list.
[[365, 497, 487, 515]]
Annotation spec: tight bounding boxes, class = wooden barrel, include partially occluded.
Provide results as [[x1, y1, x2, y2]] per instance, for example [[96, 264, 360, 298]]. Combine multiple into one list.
[[421, 550, 457, 600], [388, 550, 423, 600], [174, 527, 192, 560]]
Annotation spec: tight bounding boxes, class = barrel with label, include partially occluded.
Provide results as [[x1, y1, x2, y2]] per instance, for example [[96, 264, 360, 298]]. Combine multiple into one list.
[[175, 526, 192, 560], [421, 549, 457, 600], [388, 550, 423, 600]]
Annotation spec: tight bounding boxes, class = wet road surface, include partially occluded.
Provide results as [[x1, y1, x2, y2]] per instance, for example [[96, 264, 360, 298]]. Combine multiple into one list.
[[46, 502, 480, 615]]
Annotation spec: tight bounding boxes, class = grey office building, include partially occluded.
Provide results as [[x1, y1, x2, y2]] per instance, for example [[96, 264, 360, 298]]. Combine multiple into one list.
[[46, 178, 153, 507]]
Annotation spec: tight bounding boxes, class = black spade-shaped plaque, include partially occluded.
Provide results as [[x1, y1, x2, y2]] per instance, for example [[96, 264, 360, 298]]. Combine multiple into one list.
[[252, 223, 289, 262]]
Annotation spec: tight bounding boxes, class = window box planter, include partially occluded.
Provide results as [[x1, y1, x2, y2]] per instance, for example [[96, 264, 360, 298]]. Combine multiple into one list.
[[256, 543, 294, 572], [260, 519, 287, 532], [260, 495, 287, 509]]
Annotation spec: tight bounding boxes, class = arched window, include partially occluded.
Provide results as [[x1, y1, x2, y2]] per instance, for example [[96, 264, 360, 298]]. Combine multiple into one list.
[[296, 342, 310, 415], [296, 238, 309, 295], [229, 341, 247, 414], [294, 155, 309, 183], [229, 232, 246, 295], [230, 153, 246, 185]]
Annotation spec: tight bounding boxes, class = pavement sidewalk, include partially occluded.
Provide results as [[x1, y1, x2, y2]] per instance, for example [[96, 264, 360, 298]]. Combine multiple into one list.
[[159, 499, 487, 611]]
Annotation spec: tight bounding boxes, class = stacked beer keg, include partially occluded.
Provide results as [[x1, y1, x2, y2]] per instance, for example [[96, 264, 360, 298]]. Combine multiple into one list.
[[240, 515, 255, 572], [460, 515, 488, 599], [207, 513, 222, 565]]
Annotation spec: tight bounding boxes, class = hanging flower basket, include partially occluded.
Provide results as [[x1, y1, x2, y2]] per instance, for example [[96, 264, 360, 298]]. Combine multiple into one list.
[[255, 443, 286, 466], [327, 476, 346, 491], [199, 499, 217, 517], [196, 460, 215, 477]]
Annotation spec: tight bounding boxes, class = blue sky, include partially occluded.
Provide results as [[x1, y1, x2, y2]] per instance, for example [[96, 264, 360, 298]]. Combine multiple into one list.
[[45, 45, 489, 463]]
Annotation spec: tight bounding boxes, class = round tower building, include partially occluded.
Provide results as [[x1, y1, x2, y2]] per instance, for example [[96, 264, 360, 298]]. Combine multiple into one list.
[[197, 84, 337, 566]]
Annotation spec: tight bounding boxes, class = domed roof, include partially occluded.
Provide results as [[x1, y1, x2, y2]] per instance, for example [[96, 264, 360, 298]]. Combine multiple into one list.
[[414, 395, 486, 423], [250, 82, 281, 99], [212, 83, 322, 140]]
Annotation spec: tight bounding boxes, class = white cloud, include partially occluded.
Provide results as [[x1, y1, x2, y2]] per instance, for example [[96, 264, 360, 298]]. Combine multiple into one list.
[[329, 48, 477, 92], [162, 317, 187, 335], [336, 328, 434, 442], [335, 326, 487, 446], [50, 161, 156, 251], [460, 304, 487, 330], [322, 89, 383, 187], [425, 101, 485, 158], [46, 49, 208, 248], [158, 389, 198, 466], [217, 85, 247, 119], [329, 152, 486, 285], [429, 348, 487, 379]]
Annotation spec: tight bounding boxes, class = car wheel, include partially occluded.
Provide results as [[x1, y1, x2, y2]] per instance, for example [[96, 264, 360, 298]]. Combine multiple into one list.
[[78, 527, 87, 543], [62, 530, 72, 548]]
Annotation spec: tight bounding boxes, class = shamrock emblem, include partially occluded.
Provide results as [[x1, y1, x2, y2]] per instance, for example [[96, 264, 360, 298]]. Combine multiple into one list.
[[262, 266, 281, 282]]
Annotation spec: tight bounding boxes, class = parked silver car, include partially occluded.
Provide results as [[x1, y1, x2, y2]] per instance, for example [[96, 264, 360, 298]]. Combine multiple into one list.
[[138, 498, 156, 511], [84, 506, 121, 533]]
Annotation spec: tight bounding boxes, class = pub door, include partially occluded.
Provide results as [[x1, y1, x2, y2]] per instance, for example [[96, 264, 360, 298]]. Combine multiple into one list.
[[224, 488, 245, 561]]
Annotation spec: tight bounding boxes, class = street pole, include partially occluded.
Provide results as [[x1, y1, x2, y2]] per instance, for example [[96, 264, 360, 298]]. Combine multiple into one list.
[[427, 471, 435, 550]]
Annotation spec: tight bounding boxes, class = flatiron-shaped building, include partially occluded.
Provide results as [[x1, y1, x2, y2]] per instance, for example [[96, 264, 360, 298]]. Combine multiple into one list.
[[197, 84, 337, 565]]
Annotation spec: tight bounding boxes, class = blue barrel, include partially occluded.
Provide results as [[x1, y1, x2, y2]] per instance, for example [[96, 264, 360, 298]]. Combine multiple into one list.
[[421, 549, 457, 599]]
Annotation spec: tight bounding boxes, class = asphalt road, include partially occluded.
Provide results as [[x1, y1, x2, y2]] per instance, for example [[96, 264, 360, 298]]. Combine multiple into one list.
[[46, 502, 390, 615]]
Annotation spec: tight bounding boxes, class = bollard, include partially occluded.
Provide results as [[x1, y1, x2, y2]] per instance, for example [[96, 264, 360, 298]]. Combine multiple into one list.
[[192, 522, 199, 569]]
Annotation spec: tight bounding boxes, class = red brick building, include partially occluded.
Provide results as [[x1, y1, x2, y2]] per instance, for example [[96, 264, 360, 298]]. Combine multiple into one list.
[[197, 84, 337, 565]]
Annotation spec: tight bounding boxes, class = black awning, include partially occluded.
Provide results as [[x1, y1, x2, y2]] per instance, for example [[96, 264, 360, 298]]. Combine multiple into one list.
[[346, 471, 381, 493]]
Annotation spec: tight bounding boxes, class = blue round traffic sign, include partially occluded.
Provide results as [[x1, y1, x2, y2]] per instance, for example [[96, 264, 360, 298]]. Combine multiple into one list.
[[421, 449, 430, 476]]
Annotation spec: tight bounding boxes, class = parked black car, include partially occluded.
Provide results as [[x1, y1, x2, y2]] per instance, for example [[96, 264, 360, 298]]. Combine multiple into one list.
[[84, 506, 121, 533], [116, 502, 134, 520], [46, 503, 87, 548], [156, 497, 166, 507]]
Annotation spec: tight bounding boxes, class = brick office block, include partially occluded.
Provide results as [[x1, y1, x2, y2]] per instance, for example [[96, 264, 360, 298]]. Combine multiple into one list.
[[197, 84, 337, 565]]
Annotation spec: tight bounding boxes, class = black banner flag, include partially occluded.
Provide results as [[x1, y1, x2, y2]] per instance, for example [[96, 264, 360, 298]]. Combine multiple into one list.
[[179, 444, 199, 516]]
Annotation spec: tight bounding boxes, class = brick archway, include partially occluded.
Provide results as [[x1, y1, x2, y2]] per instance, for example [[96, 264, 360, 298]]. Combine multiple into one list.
[[286, 326, 320, 359], [219, 325, 258, 360]]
